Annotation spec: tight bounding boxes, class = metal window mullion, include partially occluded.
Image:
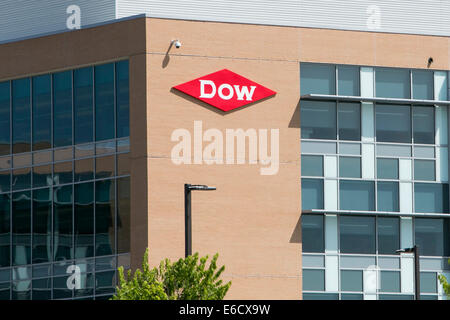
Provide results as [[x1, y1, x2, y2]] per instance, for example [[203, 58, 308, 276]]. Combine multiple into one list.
[[92, 66, 96, 300]]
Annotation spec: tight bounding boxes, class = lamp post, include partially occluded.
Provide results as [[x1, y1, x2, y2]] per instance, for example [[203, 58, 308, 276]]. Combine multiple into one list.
[[184, 184, 216, 258], [396, 245, 420, 300]]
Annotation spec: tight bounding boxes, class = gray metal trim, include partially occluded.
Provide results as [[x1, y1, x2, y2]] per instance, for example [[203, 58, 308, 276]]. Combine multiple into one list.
[[301, 94, 450, 106]]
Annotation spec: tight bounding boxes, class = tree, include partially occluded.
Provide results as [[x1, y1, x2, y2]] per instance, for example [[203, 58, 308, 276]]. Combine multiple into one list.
[[439, 259, 450, 298], [112, 249, 231, 300]]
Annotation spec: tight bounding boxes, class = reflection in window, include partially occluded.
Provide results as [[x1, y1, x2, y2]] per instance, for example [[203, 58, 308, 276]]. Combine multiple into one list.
[[340, 180, 375, 211], [301, 215, 324, 253], [0, 82, 10, 156], [413, 106, 434, 144], [75, 158, 94, 182], [95, 270, 116, 295], [95, 64, 115, 141], [301, 101, 336, 140], [376, 68, 410, 99], [12, 167, 31, 191], [0, 170, 10, 193], [53, 185, 73, 261], [116, 61, 129, 138], [12, 78, 31, 154], [53, 71, 72, 147], [75, 182, 94, 259], [300, 63, 335, 95], [117, 153, 130, 176], [338, 102, 360, 141], [74, 67, 93, 145], [340, 216, 375, 254], [301, 155, 323, 177], [32, 75, 51, 150], [96, 155, 115, 179], [0, 194, 10, 267], [32, 278, 51, 300], [32, 188, 51, 264], [32, 165, 51, 188], [377, 182, 399, 212], [378, 217, 400, 254], [301, 178, 324, 210], [12, 191, 31, 266], [54, 161, 73, 185], [117, 177, 130, 254], [95, 179, 115, 256], [414, 183, 449, 213], [376, 104, 411, 143]]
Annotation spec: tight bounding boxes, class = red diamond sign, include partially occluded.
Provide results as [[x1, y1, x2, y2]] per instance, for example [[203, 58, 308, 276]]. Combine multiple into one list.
[[173, 69, 276, 112]]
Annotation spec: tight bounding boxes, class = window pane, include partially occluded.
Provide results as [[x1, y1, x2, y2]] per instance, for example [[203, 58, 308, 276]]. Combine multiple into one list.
[[378, 217, 400, 254], [377, 158, 399, 179], [32, 278, 51, 300], [301, 101, 336, 140], [0, 82, 10, 156], [0, 170, 10, 193], [117, 153, 130, 176], [301, 155, 323, 177], [340, 180, 375, 211], [303, 293, 339, 300], [0, 194, 10, 267], [340, 216, 375, 254], [379, 294, 413, 300], [414, 218, 446, 256], [32, 75, 51, 151], [12, 167, 31, 191], [338, 65, 359, 96], [301, 215, 324, 253], [300, 63, 335, 95], [303, 269, 325, 291], [95, 270, 116, 295], [301, 178, 324, 210], [32, 188, 51, 264], [339, 157, 361, 178], [341, 294, 363, 300], [75, 158, 94, 182], [12, 191, 31, 265], [74, 273, 94, 297], [414, 183, 449, 213], [376, 68, 410, 99], [380, 271, 400, 292], [32, 164, 51, 188], [420, 272, 437, 293], [413, 70, 433, 100], [338, 102, 360, 141], [54, 161, 73, 185], [116, 60, 129, 138], [53, 185, 73, 261], [95, 155, 115, 179], [74, 67, 93, 144], [75, 182, 94, 259], [95, 179, 115, 256], [376, 104, 411, 143], [95, 64, 115, 141], [377, 182, 399, 212], [53, 71, 72, 147], [341, 270, 363, 292], [12, 78, 31, 154], [414, 160, 435, 181], [117, 177, 130, 254], [413, 106, 434, 144]]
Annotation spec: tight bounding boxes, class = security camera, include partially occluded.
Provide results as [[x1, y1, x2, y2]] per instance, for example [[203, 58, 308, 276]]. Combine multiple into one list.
[[172, 40, 181, 48]]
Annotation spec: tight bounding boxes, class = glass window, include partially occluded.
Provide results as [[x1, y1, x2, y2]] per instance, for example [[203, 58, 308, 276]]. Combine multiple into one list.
[[95, 270, 116, 295], [341, 293, 363, 300], [53, 71, 72, 147], [74, 67, 93, 145], [302, 269, 325, 291], [32, 165, 51, 188], [117, 176, 130, 254], [338, 65, 359, 96], [12, 167, 31, 191], [376, 68, 410, 99], [95, 64, 115, 141], [0, 282, 10, 300], [116, 60, 129, 138], [414, 183, 449, 213], [32, 75, 51, 151], [340, 216, 375, 254], [32, 278, 51, 300], [74, 273, 94, 297], [12, 191, 31, 266], [340, 180, 375, 211], [0, 82, 10, 156], [339, 157, 361, 178], [96, 155, 115, 179], [54, 161, 73, 185], [414, 160, 435, 181], [95, 179, 115, 256], [301, 215, 324, 253], [377, 182, 399, 212], [300, 63, 335, 95], [378, 217, 400, 254], [341, 270, 363, 292], [380, 271, 400, 292], [415, 218, 450, 256], [53, 185, 73, 261], [301, 101, 336, 140], [377, 158, 399, 179], [75, 182, 94, 259], [0, 170, 10, 193], [53, 275, 72, 299], [117, 153, 130, 176], [301, 155, 323, 177], [0, 194, 10, 267], [338, 102, 360, 141], [420, 272, 437, 293], [413, 70, 433, 100], [376, 104, 411, 143], [32, 188, 51, 264], [413, 106, 434, 144], [12, 78, 31, 154], [302, 293, 339, 300], [301, 178, 324, 210], [379, 294, 413, 300], [75, 158, 94, 182]]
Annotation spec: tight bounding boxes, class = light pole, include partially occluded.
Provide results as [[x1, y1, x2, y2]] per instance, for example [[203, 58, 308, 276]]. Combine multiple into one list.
[[184, 184, 216, 258], [396, 245, 420, 300]]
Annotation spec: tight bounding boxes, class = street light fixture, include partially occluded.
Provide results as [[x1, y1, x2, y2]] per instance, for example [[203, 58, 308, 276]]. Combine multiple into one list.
[[396, 245, 420, 300], [184, 184, 216, 257]]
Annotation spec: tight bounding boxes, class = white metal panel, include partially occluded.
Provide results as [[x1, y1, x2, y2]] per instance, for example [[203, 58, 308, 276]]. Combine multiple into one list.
[[401, 255, 414, 294], [324, 180, 338, 211], [324, 155, 337, 178], [325, 255, 339, 292], [361, 144, 375, 179], [324, 214, 338, 253]]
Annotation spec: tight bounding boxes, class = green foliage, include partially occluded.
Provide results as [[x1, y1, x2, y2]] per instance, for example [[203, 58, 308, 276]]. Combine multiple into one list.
[[112, 249, 231, 300], [439, 259, 450, 299]]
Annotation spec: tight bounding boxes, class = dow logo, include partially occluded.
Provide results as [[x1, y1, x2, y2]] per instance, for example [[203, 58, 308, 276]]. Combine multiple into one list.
[[173, 69, 276, 112]]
